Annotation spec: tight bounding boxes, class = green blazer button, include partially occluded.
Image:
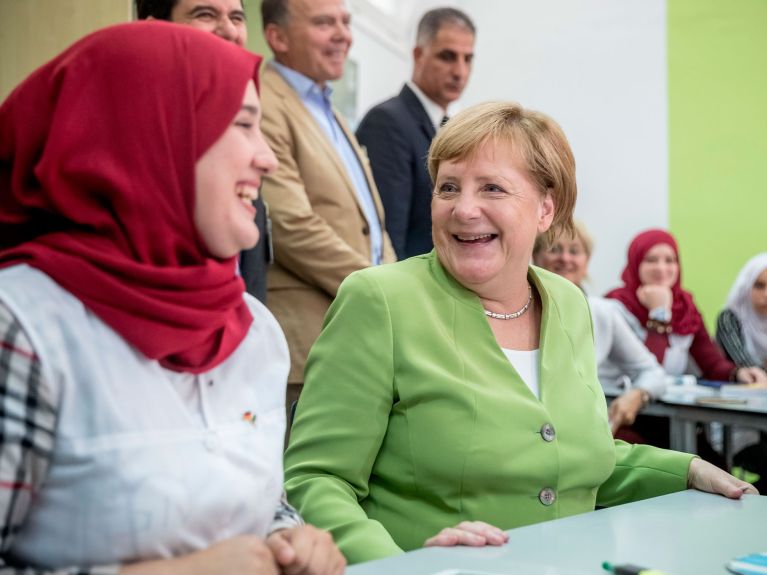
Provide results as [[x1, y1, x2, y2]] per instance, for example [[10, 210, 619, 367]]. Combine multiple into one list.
[[539, 487, 556, 506]]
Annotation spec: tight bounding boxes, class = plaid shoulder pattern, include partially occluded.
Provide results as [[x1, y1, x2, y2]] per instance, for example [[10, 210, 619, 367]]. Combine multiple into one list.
[[0, 302, 56, 549], [0, 303, 117, 574], [270, 491, 304, 533]]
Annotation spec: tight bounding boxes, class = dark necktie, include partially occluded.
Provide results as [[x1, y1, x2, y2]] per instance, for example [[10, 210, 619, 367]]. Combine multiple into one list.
[[440, 115, 450, 127]]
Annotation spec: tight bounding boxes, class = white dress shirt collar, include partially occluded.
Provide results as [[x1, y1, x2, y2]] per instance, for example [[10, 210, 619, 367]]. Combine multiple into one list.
[[407, 80, 448, 132]]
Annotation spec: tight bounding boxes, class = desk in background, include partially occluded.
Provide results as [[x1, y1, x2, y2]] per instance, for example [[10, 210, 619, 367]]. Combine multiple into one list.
[[347, 491, 766, 575], [604, 381, 767, 466]]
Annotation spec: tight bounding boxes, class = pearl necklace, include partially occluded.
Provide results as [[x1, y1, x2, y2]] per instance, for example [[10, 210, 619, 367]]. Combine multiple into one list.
[[484, 284, 533, 320]]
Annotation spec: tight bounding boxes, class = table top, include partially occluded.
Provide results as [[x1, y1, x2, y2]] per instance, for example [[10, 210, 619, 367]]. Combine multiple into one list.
[[604, 382, 767, 415], [346, 491, 767, 575], [662, 386, 767, 415]]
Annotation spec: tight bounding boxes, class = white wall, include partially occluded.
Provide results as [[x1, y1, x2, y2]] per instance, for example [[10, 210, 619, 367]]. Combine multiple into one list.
[[348, 0, 467, 124], [456, 0, 669, 294], [347, 2, 408, 125], [349, 0, 670, 294]]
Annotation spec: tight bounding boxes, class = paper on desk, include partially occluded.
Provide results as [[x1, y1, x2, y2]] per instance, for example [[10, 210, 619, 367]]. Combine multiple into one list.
[[431, 567, 594, 575], [662, 384, 717, 399], [431, 571, 505, 575], [719, 383, 767, 398]]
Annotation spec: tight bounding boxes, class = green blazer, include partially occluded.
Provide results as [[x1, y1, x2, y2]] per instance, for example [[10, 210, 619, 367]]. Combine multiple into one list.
[[284, 251, 692, 564]]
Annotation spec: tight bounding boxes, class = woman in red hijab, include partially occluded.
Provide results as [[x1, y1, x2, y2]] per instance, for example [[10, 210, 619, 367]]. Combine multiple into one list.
[[0, 22, 343, 575], [606, 229, 766, 384]]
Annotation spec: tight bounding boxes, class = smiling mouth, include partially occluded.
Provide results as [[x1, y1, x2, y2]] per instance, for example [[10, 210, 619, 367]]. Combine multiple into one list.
[[236, 183, 259, 206], [454, 233, 497, 244]]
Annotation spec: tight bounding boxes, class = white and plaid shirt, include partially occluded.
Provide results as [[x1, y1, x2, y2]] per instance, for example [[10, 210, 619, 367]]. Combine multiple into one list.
[[0, 302, 301, 574]]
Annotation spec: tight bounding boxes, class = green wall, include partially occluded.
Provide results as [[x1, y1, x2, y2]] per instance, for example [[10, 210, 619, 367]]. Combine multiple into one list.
[[668, 0, 767, 330], [244, 0, 271, 58]]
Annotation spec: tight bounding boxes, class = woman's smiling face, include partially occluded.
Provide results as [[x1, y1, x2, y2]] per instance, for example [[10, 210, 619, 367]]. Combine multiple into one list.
[[194, 80, 277, 259], [535, 234, 590, 287], [751, 268, 767, 316], [638, 243, 679, 288], [431, 139, 554, 292]]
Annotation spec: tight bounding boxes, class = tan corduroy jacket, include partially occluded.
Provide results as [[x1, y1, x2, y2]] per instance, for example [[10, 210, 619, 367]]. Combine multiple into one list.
[[260, 63, 396, 383]]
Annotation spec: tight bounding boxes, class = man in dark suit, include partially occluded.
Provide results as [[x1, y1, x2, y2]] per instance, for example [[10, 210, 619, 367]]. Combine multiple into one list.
[[136, 0, 270, 303], [356, 8, 475, 260]]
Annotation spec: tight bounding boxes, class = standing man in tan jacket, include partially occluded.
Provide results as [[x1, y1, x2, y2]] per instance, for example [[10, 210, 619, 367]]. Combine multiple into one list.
[[260, 0, 396, 408]]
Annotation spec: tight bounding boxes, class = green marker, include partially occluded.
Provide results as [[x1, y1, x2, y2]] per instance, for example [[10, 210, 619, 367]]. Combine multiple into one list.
[[602, 561, 671, 575]]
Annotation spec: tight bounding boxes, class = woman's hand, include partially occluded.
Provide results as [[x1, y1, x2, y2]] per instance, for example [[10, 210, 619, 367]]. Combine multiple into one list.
[[735, 366, 767, 384], [120, 535, 280, 575], [266, 525, 346, 575], [608, 389, 646, 435], [687, 457, 759, 498], [424, 521, 508, 549], [636, 285, 672, 312]]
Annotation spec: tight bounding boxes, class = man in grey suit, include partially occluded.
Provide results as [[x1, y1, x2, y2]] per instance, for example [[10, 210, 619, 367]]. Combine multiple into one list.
[[356, 8, 475, 260]]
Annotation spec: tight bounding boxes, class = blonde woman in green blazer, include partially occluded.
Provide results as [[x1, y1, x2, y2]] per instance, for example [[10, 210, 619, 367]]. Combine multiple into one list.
[[284, 102, 757, 565]]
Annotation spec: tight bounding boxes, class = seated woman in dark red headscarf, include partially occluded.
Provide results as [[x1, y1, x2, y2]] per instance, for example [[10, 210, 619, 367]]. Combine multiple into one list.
[[0, 22, 343, 575], [605, 229, 766, 385]]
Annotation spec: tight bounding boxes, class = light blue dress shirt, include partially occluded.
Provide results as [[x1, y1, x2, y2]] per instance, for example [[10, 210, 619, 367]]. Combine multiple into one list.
[[269, 61, 383, 265]]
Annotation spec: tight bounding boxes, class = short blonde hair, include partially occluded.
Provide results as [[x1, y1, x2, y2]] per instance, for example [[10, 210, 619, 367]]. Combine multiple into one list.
[[429, 101, 576, 242], [533, 219, 593, 259]]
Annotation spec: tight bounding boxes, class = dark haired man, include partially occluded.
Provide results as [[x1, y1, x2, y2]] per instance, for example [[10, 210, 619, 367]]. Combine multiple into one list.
[[357, 8, 475, 260], [136, 0, 246, 45]]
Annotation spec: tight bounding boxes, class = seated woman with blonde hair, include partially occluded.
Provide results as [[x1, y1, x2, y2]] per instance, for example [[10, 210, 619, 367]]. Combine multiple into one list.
[[533, 221, 666, 436], [284, 102, 757, 566]]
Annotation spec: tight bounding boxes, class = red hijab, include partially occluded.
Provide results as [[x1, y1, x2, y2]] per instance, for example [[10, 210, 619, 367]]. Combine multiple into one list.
[[0, 22, 263, 373], [605, 229, 703, 335]]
